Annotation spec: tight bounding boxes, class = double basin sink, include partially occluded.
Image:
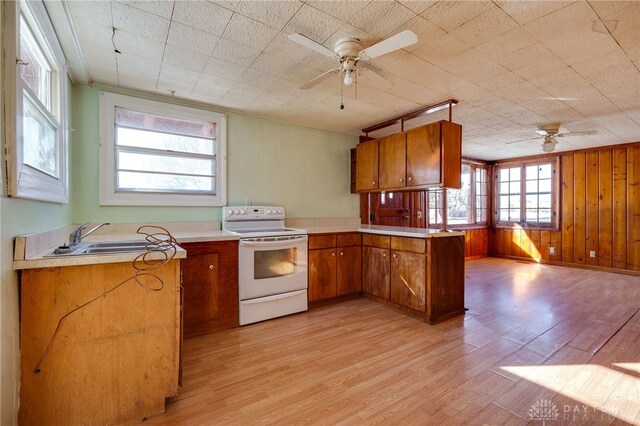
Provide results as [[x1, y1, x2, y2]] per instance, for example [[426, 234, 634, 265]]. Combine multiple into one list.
[[46, 240, 160, 257]]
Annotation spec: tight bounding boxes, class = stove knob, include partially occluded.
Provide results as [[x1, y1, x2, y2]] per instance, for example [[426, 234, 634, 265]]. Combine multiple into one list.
[[240, 209, 246, 215], [277, 209, 283, 214], [226, 210, 233, 217], [233, 209, 239, 214], [267, 209, 273, 214]]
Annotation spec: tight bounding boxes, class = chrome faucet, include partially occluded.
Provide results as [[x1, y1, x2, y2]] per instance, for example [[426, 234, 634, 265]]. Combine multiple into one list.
[[69, 222, 110, 247]]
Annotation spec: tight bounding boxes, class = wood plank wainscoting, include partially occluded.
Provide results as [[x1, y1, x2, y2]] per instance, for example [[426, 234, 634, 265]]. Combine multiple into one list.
[[491, 143, 640, 273], [144, 258, 640, 425]]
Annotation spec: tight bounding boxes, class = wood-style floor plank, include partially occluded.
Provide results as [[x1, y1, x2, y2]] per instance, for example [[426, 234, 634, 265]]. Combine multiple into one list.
[[144, 258, 640, 425]]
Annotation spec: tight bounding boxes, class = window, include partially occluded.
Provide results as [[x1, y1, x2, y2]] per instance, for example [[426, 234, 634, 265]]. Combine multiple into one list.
[[495, 159, 558, 229], [99, 92, 226, 206], [428, 162, 488, 228], [5, 0, 68, 202]]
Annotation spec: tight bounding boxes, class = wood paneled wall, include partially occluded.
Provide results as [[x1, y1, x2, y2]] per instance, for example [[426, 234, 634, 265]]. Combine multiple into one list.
[[491, 143, 640, 272]]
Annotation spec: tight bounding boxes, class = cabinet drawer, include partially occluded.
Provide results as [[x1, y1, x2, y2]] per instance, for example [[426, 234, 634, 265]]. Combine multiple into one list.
[[362, 234, 391, 249], [309, 234, 337, 249], [337, 233, 361, 247], [391, 237, 425, 253]]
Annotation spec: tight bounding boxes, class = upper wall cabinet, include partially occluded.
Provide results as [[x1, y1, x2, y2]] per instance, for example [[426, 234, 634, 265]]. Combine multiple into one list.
[[356, 139, 379, 191], [356, 120, 462, 192]]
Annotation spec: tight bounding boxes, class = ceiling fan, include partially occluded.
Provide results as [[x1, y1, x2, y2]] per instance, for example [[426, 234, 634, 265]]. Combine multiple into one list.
[[288, 30, 418, 92], [506, 124, 597, 152]]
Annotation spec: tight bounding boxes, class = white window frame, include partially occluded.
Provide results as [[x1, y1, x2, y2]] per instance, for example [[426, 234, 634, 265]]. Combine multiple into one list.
[[4, 0, 69, 203], [99, 92, 227, 206]]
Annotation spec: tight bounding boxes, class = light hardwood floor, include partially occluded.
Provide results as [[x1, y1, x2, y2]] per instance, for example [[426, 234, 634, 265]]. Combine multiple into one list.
[[145, 258, 640, 425]]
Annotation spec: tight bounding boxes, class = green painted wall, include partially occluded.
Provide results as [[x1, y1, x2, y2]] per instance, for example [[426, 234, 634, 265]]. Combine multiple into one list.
[[72, 86, 360, 223]]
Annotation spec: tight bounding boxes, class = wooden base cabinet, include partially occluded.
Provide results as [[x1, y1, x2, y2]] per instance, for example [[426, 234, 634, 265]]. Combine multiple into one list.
[[362, 233, 465, 324], [181, 240, 239, 338], [309, 233, 362, 302], [20, 260, 181, 425]]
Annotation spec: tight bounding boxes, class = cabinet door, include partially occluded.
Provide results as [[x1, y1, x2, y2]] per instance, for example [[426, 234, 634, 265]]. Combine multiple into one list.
[[309, 248, 337, 301], [406, 123, 441, 186], [337, 246, 362, 296], [356, 139, 379, 191], [363, 246, 390, 299], [390, 250, 426, 311], [441, 120, 462, 189], [379, 133, 407, 189], [183, 253, 219, 326]]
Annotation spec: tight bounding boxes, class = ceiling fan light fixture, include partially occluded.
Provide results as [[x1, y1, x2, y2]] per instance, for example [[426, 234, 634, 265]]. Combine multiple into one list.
[[541, 140, 557, 153], [343, 70, 354, 86]]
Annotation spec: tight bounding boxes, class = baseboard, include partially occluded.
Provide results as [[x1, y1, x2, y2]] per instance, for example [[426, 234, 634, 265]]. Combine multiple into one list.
[[488, 255, 640, 277]]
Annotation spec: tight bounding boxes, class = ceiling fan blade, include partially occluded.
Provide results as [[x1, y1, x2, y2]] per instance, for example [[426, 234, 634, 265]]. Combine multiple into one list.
[[358, 30, 418, 60], [505, 136, 542, 145], [556, 130, 597, 138], [299, 68, 340, 90], [358, 65, 393, 90], [288, 33, 337, 58], [535, 130, 550, 136]]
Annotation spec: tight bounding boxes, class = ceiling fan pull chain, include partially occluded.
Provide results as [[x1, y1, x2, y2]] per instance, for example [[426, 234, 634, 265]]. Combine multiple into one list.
[[340, 73, 344, 110]]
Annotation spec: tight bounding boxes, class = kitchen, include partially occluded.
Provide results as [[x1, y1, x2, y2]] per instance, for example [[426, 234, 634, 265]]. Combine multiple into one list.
[[2, 1, 640, 425]]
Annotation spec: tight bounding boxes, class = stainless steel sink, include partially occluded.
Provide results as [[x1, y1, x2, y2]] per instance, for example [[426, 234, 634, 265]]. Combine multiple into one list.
[[45, 240, 165, 257]]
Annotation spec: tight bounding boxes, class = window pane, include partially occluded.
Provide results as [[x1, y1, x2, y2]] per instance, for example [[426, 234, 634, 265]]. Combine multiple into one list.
[[499, 209, 509, 221], [117, 171, 214, 193], [526, 208, 538, 220], [23, 95, 58, 177], [499, 168, 510, 181], [510, 167, 520, 181], [539, 178, 551, 193], [539, 209, 552, 222], [447, 165, 471, 224], [500, 195, 509, 208], [509, 209, 520, 221], [509, 181, 520, 194], [526, 194, 538, 208], [510, 195, 520, 208], [526, 179, 538, 193], [117, 151, 215, 176], [477, 208, 487, 222], [539, 193, 551, 208], [115, 107, 215, 139], [499, 182, 509, 195], [526, 165, 538, 180], [539, 164, 552, 179], [116, 127, 215, 155], [20, 16, 52, 111]]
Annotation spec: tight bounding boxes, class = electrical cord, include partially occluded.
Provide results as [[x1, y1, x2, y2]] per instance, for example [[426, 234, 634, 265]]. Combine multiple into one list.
[[33, 225, 178, 374]]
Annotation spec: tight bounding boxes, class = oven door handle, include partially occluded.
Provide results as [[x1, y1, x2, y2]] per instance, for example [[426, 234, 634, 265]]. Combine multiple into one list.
[[241, 289, 307, 305], [239, 235, 308, 247]]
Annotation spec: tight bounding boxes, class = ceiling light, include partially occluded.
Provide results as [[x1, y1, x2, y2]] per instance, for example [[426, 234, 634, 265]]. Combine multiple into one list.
[[343, 70, 353, 86], [541, 141, 556, 153]]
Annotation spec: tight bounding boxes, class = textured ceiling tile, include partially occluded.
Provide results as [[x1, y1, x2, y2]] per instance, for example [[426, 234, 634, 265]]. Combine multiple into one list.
[[172, 1, 233, 36], [529, 68, 593, 100], [236, 0, 303, 29], [167, 22, 220, 57], [474, 27, 538, 62], [415, 62, 472, 94], [282, 62, 326, 85], [258, 85, 294, 105], [305, 1, 369, 23], [197, 72, 236, 92], [156, 77, 195, 95], [86, 64, 118, 84], [118, 54, 161, 75], [163, 44, 210, 72], [384, 75, 444, 105], [438, 50, 508, 84], [390, 15, 446, 52], [115, 0, 174, 19], [219, 92, 257, 109], [251, 54, 298, 78], [350, 1, 415, 38], [588, 0, 634, 18], [81, 41, 118, 68], [284, 4, 343, 44], [190, 85, 228, 102], [422, 1, 493, 32], [228, 81, 265, 99], [412, 33, 471, 67], [221, 14, 279, 50], [117, 68, 158, 91], [522, 1, 598, 42], [398, 1, 438, 15], [112, 2, 170, 42], [203, 57, 246, 81], [211, 39, 261, 67], [240, 68, 280, 89], [495, 0, 574, 25], [476, 71, 525, 92], [209, 0, 240, 12], [159, 63, 202, 85], [68, 0, 113, 27], [75, 21, 114, 50], [264, 31, 317, 62], [449, 5, 518, 47], [542, 22, 621, 65], [590, 62, 639, 94], [115, 31, 166, 60], [602, 3, 640, 62]]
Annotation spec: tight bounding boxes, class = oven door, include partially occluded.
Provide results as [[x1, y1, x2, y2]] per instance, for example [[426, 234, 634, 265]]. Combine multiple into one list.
[[239, 235, 308, 300]]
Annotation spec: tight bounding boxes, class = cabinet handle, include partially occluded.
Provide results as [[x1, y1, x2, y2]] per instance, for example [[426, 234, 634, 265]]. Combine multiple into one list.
[[382, 253, 387, 258], [372, 180, 376, 185], [209, 265, 214, 269], [408, 176, 413, 182], [393, 254, 397, 259], [340, 251, 344, 256], [331, 252, 336, 257], [400, 178, 404, 182]]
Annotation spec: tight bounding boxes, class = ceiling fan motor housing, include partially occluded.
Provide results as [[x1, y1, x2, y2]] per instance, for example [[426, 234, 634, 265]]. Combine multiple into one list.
[[334, 38, 363, 58]]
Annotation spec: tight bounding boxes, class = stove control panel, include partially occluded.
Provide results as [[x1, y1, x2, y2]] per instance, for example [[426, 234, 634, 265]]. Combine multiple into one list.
[[223, 206, 285, 220]]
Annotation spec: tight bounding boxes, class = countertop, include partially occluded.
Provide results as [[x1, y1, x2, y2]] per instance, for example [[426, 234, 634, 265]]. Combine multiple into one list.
[[358, 225, 465, 238]]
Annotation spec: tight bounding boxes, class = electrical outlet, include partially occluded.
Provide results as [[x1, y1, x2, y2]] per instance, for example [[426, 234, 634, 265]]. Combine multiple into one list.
[[589, 250, 596, 258], [549, 247, 555, 255]]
